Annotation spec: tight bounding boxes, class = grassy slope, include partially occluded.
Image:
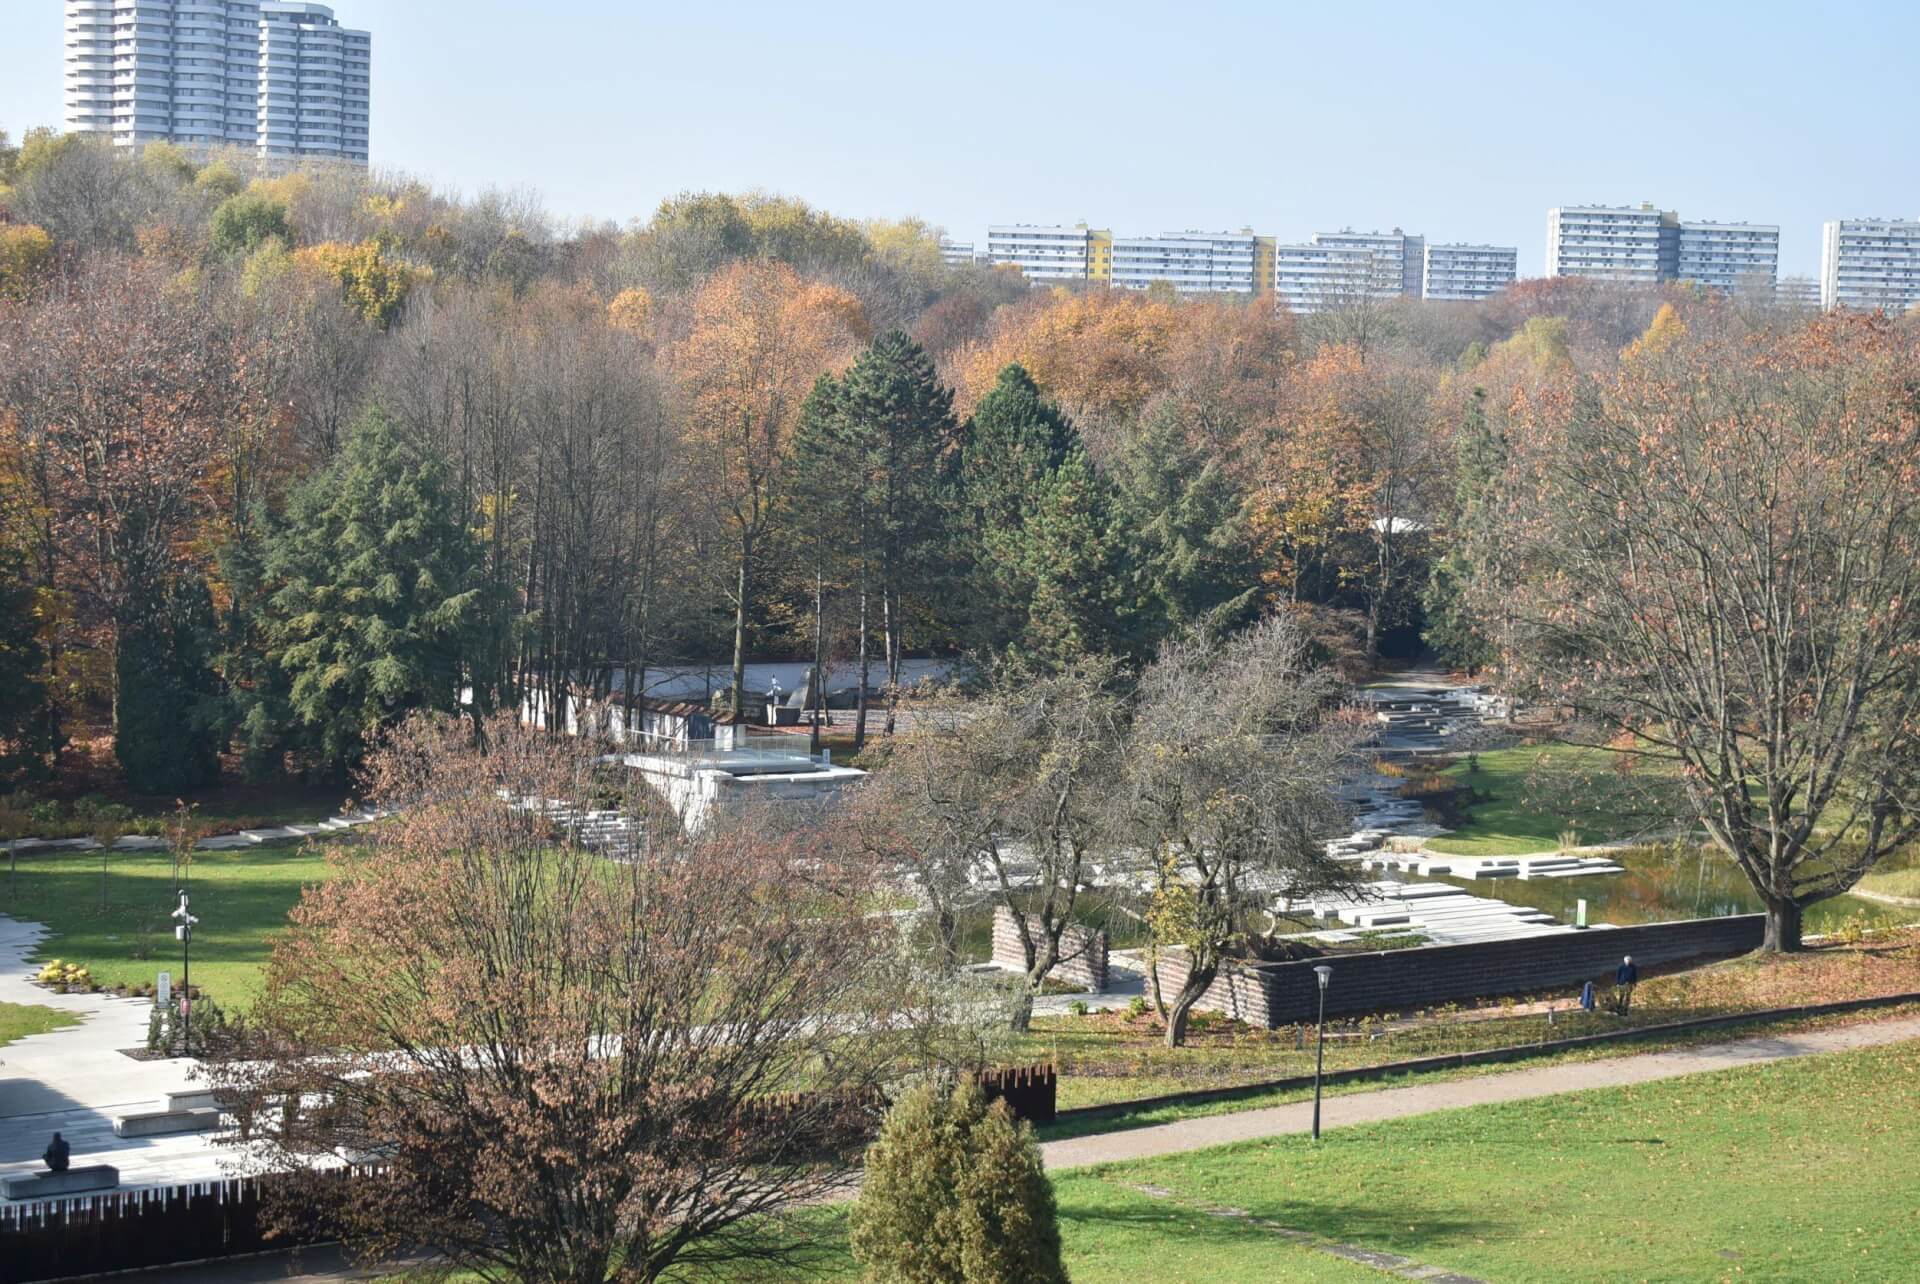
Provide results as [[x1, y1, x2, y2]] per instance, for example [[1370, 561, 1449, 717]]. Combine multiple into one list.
[[0, 840, 338, 1007], [0, 1001, 82, 1048], [1422, 744, 1657, 856], [1859, 865, 1920, 901], [1094, 1035, 1920, 1283], [646, 1181, 1384, 1284], [672, 1036, 1920, 1283]]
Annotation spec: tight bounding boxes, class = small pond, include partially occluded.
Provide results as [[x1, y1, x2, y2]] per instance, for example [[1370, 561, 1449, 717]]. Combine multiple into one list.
[[1417, 844, 1917, 934]]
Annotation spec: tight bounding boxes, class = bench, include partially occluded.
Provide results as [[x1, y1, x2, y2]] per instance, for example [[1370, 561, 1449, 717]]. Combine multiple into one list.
[[4, 1165, 120, 1199]]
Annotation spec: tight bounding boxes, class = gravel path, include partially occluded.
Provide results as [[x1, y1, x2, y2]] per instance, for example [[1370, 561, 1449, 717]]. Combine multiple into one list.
[[1042, 1013, 1920, 1169]]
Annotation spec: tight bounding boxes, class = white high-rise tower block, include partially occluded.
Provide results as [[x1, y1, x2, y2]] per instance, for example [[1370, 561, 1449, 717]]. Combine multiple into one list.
[[62, 1, 370, 164]]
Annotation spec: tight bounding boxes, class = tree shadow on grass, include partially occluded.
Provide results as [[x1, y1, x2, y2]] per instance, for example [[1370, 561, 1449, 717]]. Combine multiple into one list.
[[1062, 1181, 1501, 1279]]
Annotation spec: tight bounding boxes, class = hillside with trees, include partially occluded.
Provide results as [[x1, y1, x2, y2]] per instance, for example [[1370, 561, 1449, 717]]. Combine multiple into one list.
[[1, 134, 1915, 954]]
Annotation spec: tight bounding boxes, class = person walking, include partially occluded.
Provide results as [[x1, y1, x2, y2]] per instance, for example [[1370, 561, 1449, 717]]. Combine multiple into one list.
[[1613, 955, 1639, 1015]]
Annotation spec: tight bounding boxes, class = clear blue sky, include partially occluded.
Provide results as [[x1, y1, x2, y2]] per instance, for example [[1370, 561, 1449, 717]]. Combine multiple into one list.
[[7, 0, 1918, 277]]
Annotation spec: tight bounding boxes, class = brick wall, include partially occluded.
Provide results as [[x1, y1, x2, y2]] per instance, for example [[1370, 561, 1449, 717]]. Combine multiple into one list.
[[991, 905, 1110, 992], [1153, 914, 1766, 1028]]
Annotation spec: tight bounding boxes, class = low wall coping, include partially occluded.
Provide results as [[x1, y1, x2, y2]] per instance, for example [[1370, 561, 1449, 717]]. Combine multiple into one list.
[[4, 1165, 121, 1200]]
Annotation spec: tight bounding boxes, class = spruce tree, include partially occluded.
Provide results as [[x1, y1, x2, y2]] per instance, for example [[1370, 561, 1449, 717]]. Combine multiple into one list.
[[261, 408, 488, 776], [959, 364, 1077, 534], [780, 372, 850, 748], [1014, 446, 1128, 671], [956, 364, 1083, 656], [1111, 401, 1262, 651], [834, 330, 957, 732], [115, 571, 224, 794], [222, 520, 292, 781], [0, 519, 51, 784], [788, 332, 958, 741], [850, 1078, 1067, 1284]]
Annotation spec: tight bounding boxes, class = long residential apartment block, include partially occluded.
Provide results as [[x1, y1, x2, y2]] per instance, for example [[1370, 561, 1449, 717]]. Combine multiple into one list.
[[1271, 227, 1446, 312], [1820, 218, 1920, 314], [63, 0, 371, 164], [988, 219, 1514, 307], [1676, 222, 1780, 293], [1546, 204, 1679, 283], [1548, 203, 1779, 293], [986, 224, 1109, 282], [1423, 243, 1519, 301], [1109, 231, 1263, 294]]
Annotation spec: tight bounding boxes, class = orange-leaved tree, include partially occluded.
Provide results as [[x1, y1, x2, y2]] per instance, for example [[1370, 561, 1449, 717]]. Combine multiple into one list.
[[670, 260, 866, 714]]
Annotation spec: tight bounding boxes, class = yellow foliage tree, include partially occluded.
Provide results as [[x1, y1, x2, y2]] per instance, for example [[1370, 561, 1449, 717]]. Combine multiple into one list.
[[606, 286, 654, 334], [293, 239, 422, 328], [0, 224, 55, 299], [670, 260, 866, 713], [1624, 302, 1686, 362], [863, 216, 948, 282]]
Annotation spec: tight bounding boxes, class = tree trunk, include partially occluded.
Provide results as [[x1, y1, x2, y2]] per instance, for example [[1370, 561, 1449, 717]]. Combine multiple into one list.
[[1146, 941, 1169, 1021], [883, 588, 900, 737], [729, 549, 750, 718], [1761, 897, 1805, 953], [935, 904, 958, 970], [809, 570, 824, 755], [1163, 965, 1216, 1049], [853, 581, 870, 752], [1009, 981, 1035, 1034]]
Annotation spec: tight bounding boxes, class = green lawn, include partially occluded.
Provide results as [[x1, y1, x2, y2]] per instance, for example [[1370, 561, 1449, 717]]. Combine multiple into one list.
[[686, 1181, 1386, 1283], [1858, 851, 1920, 901], [1087, 1035, 1920, 1283], [0, 1001, 82, 1048], [0, 840, 340, 1007], [666, 1036, 1920, 1283], [1420, 744, 1671, 856]]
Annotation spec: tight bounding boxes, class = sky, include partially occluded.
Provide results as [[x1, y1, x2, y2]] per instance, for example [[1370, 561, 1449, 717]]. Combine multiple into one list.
[[6, 0, 1919, 278]]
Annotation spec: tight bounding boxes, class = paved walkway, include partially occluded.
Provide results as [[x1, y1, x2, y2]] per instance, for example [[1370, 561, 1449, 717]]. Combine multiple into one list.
[[23, 1013, 1919, 1279], [1042, 1013, 1920, 1169], [0, 913, 203, 1185]]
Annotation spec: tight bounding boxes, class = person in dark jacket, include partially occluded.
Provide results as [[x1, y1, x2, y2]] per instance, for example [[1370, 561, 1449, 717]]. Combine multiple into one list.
[[43, 1131, 70, 1173], [1613, 955, 1639, 1015]]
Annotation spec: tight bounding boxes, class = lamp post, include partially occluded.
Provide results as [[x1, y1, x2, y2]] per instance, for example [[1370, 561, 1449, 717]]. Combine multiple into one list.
[[1311, 965, 1333, 1141], [171, 890, 198, 1055]]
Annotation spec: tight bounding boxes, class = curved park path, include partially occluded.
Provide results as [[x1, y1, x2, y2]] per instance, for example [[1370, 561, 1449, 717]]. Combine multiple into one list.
[[93, 1012, 1920, 1282], [1041, 1012, 1920, 1169]]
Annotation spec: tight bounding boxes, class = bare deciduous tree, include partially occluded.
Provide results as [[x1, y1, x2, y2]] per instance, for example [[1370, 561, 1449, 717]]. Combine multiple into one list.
[[214, 714, 958, 1284], [1484, 313, 1920, 951], [1120, 616, 1359, 1046], [861, 662, 1125, 1032]]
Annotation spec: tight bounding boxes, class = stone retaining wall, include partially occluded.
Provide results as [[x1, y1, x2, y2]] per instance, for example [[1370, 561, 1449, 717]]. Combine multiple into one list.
[[991, 905, 1110, 992], [1153, 914, 1767, 1027]]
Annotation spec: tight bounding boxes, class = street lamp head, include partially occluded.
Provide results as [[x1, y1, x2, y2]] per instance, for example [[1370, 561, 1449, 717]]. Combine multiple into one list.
[[1313, 965, 1333, 990]]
